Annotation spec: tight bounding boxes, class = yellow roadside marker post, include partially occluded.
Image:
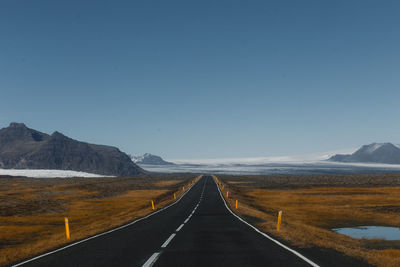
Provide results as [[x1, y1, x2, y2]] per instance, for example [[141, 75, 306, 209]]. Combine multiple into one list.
[[183, 186, 185, 191], [277, 211, 282, 231], [226, 191, 229, 198], [222, 185, 224, 191], [64, 217, 70, 240], [174, 193, 176, 200], [235, 200, 238, 209], [151, 200, 155, 210]]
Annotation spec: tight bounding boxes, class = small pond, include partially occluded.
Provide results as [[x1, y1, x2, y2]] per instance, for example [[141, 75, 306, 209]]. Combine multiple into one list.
[[333, 226, 400, 240]]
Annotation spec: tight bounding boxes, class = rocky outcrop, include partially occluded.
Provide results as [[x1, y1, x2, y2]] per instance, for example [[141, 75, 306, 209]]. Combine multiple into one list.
[[0, 123, 145, 176]]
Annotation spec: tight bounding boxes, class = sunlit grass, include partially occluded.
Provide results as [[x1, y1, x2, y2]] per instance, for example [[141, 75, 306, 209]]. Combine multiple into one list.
[[215, 174, 400, 267], [0, 175, 200, 266]]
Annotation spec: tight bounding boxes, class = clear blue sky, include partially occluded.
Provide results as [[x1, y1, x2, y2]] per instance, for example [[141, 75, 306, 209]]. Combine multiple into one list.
[[1, 0, 399, 158]]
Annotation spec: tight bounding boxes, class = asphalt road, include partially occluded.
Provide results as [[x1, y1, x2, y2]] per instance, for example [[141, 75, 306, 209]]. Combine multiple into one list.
[[16, 175, 318, 267]]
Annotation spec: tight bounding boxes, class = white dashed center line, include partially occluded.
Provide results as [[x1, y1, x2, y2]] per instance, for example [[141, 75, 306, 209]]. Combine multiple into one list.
[[141, 176, 208, 267], [142, 252, 160, 267], [176, 224, 184, 232], [161, 233, 176, 248]]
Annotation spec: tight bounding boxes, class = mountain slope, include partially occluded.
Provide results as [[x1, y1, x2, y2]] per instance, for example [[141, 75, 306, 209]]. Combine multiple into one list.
[[132, 153, 174, 165], [0, 123, 145, 176], [329, 143, 400, 164]]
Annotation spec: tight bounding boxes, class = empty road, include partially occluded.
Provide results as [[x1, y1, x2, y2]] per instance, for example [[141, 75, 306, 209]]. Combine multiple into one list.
[[16, 175, 320, 267]]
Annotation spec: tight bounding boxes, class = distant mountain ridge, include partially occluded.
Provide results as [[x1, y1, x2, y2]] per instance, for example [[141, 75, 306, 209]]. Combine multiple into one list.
[[132, 153, 174, 165], [0, 123, 145, 176], [329, 143, 400, 164]]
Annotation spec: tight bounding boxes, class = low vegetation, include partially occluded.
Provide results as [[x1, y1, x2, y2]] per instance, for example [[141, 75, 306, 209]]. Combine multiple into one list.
[[0, 174, 200, 266], [215, 173, 400, 267]]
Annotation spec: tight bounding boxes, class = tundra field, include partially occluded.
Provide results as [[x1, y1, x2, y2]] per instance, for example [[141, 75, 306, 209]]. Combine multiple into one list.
[[216, 173, 400, 267], [0, 174, 200, 267]]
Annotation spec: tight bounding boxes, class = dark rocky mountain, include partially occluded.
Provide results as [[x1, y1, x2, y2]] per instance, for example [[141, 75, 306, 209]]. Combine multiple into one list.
[[0, 123, 145, 176], [132, 153, 174, 165], [329, 143, 400, 164]]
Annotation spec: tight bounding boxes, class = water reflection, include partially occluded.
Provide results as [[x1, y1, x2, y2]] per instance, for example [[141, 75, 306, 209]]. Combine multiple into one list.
[[333, 226, 400, 240]]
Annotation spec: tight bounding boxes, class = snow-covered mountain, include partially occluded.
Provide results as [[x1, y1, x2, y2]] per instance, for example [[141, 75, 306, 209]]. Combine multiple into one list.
[[329, 143, 400, 164], [132, 153, 174, 165]]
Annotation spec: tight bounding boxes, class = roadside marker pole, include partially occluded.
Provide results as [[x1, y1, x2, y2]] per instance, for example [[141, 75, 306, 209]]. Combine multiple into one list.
[[235, 200, 238, 209], [151, 201, 155, 210], [277, 211, 282, 231], [64, 217, 70, 240], [226, 191, 229, 198], [183, 186, 185, 191], [174, 193, 176, 200]]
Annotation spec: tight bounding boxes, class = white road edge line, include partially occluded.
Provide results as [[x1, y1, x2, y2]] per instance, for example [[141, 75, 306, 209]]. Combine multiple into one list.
[[176, 224, 184, 232], [212, 176, 320, 267], [161, 233, 176, 248], [12, 175, 204, 267], [184, 218, 190, 223], [142, 252, 160, 267]]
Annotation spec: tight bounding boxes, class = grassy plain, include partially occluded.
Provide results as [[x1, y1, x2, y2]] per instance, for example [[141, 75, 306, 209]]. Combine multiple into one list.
[[0, 174, 200, 266], [215, 174, 400, 267]]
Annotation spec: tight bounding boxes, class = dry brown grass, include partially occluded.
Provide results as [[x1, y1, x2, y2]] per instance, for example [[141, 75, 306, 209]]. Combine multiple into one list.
[[0, 175, 201, 266], [214, 174, 400, 267]]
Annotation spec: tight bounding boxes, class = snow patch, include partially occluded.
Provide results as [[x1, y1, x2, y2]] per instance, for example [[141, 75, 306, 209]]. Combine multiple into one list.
[[365, 143, 384, 154], [167, 148, 358, 165], [132, 155, 144, 163], [0, 169, 112, 178], [138, 161, 400, 175]]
